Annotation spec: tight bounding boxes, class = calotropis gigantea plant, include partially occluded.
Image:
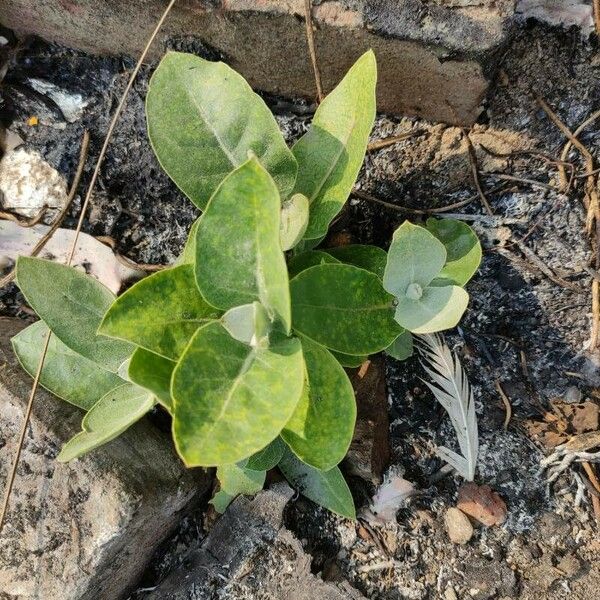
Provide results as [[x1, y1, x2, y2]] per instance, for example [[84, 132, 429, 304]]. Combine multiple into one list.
[[12, 50, 481, 518]]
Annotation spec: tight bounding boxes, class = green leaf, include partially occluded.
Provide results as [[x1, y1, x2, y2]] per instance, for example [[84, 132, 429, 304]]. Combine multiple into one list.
[[280, 193, 309, 251], [278, 450, 355, 519], [383, 221, 447, 299], [195, 158, 291, 333], [210, 462, 266, 513], [292, 51, 376, 240], [287, 250, 340, 279], [325, 245, 387, 279], [12, 321, 124, 410], [246, 437, 286, 471], [146, 52, 297, 209], [128, 347, 175, 412], [176, 216, 201, 265], [385, 330, 413, 360], [426, 218, 482, 286], [57, 383, 155, 462], [282, 336, 355, 470], [15, 257, 133, 372], [100, 264, 220, 361], [330, 351, 368, 368], [222, 302, 270, 346], [394, 285, 469, 334], [290, 263, 402, 355], [172, 322, 304, 466]]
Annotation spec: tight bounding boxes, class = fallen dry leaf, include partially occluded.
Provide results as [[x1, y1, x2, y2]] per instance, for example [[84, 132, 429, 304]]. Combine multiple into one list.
[[361, 467, 416, 524], [457, 482, 507, 527]]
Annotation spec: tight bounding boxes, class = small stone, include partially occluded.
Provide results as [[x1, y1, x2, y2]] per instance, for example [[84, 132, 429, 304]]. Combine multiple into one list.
[[445, 507, 474, 544], [457, 482, 507, 527], [556, 554, 582, 578]]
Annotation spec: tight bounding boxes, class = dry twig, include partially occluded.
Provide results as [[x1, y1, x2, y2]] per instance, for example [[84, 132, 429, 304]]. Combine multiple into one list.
[[463, 130, 494, 215], [0, 205, 49, 227], [494, 380, 512, 430], [303, 0, 323, 103], [367, 130, 427, 152], [0, 0, 179, 536]]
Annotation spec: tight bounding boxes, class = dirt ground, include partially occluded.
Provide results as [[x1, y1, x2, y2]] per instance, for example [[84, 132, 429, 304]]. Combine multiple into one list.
[[1, 20, 600, 600]]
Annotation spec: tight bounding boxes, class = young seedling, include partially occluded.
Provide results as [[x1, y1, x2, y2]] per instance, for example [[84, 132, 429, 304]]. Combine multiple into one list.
[[12, 50, 481, 517]]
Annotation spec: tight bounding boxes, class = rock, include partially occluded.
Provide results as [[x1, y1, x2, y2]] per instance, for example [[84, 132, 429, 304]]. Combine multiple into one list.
[[0, 318, 211, 600], [145, 482, 366, 599], [344, 355, 390, 484], [0, 147, 67, 220], [0, 0, 517, 125], [457, 482, 507, 527], [444, 507, 473, 545]]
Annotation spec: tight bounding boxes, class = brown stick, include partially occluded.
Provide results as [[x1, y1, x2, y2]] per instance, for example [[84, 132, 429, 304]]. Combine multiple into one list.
[[494, 380, 512, 430], [463, 131, 494, 215], [0, 205, 49, 227], [367, 130, 427, 152], [303, 0, 323, 103], [0, 0, 179, 536], [594, 0, 600, 36]]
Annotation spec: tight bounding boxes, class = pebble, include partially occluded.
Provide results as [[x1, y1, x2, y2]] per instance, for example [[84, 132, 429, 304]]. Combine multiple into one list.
[[445, 507, 474, 544]]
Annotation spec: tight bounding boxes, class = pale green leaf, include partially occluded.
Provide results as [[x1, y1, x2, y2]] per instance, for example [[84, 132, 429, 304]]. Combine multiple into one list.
[[246, 437, 285, 471], [426, 218, 482, 286], [128, 347, 175, 412], [282, 336, 355, 470], [278, 450, 355, 519], [293, 51, 377, 240], [176, 216, 201, 265], [100, 264, 219, 361], [15, 257, 133, 372], [290, 263, 402, 355], [385, 330, 413, 360], [12, 320, 124, 410], [195, 158, 291, 333], [330, 351, 368, 368], [172, 322, 304, 466], [211, 462, 266, 513], [146, 52, 297, 209], [222, 302, 270, 346], [287, 250, 340, 279], [325, 245, 387, 279], [383, 222, 446, 299], [394, 285, 469, 334], [280, 193, 309, 251], [57, 383, 155, 462]]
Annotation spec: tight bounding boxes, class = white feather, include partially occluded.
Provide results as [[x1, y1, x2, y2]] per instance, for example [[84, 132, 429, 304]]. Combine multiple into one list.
[[417, 333, 478, 481]]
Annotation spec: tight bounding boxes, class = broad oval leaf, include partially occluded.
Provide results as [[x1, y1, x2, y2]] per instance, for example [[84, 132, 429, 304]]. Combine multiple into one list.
[[128, 347, 175, 412], [293, 51, 376, 240], [172, 322, 304, 466], [394, 285, 469, 334], [195, 158, 291, 332], [385, 330, 413, 360], [57, 383, 155, 462], [280, 193, 309, 251], [287, 250, 340, 279], [211, 462, 266, 513], [290, 263, 402, 355], [12, 321, 124, 410], [100, 264, 220, 361], [426, 218, 482, 286], [246, 437, 286, 471], [147, 52, 297, 209], [15, 257, 133, 372], [282, 336, 356, 470], [325, 244, 387, 279], [383, 221, 446, 299], [278, 450, 355, 519]]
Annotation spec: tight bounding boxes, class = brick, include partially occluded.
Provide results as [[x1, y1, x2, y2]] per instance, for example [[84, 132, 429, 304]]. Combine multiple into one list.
[[0, 0, 516, 125], [0, 318, 211, 600]]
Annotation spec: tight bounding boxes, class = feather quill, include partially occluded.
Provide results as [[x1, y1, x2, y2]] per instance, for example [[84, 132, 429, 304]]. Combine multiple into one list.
[[418, 333, 478, 481]]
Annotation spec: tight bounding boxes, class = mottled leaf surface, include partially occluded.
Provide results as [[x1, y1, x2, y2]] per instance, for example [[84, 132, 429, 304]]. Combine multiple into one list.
[[292, 51, 376, 239], [278, 450, 355, 519], [282, 336, 355, 470], [12, 320, 123, 410], [325, 244, 387, 279], [100, 265, 219, 360], [147, 52, 297, 209], [280, 193, 309, 251], [291, 263, 401, 355], [128, 347, 175, 412], [172, 322, 304, 466], [16, 257, 133, 372], [58, 383, 155, 462], [287, 250, 340, 279], [195, 159, 291, 332]]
